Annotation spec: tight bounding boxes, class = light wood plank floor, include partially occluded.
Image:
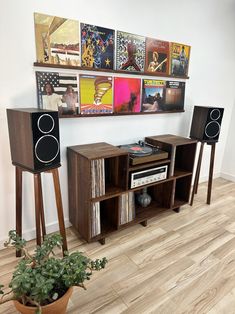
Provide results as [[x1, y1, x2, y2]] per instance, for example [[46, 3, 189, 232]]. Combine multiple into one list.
[[1, 178, 235, 313]]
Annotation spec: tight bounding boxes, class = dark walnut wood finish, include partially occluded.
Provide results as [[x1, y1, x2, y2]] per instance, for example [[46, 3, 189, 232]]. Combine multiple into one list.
[[67, 135, 197, 243]]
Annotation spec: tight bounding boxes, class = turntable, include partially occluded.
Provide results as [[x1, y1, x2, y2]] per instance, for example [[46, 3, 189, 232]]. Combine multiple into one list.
[[120, 141, 169, 165]]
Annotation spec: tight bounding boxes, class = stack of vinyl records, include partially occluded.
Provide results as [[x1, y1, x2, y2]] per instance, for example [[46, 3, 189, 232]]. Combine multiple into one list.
[[91, 158, 105, 198], [91, 202, 101, 237], [119, 192, 135, 225]]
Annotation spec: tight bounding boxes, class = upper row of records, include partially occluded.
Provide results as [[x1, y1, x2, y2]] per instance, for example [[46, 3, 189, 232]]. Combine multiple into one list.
[[34, 12, 191, 77]]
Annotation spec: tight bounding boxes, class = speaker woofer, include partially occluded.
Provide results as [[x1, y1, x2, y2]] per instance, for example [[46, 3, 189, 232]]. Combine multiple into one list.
[[205, 121, 220, 138], [37, 114, 55, 134], [35, 135, 59, 163]]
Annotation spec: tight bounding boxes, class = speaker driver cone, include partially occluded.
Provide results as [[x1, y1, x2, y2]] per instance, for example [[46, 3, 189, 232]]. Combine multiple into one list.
[[35, 135, 59, 163], [37, 114, 55, 134], [205, 121, 220, 138], [210, 109, 221, 120]]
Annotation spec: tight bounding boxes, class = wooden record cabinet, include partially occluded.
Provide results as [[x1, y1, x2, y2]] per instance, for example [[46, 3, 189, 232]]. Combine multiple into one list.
[[67, 135, 197, 244]]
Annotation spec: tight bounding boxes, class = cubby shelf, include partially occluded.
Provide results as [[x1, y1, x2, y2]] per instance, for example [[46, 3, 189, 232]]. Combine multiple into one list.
[[67, 135, 197, 243]]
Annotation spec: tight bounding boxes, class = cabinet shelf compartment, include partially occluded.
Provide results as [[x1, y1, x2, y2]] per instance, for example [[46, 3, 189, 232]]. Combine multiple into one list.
[[174, 168, 192, 178], [134, 180, 174, 216], [128, 159, 171, 172], [173, 176, 192, 207], [104, 155, 129, 194], [90, 197, 119, 240]]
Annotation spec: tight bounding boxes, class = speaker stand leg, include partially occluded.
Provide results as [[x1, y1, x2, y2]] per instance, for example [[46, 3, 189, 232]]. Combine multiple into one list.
[[34, 174, 42, 246], [15, 167, 23, 257], [207, 143, 216, 205], [38, 173, 46, 239], [190, 142, 204, 206], [52, 168, 68, 255]]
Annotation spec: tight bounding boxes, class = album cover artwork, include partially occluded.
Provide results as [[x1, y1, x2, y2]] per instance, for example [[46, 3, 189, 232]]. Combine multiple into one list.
[[141, 79, 166, 112], [162, 81, 185, 111], [114, 77, 141, 113], [170, 42, 191, 76], [34, 13, 80, 66], [116, 31, 145, 72], [81, 23, 115, 69], [36, 71, 79, 115], [145, 38, 170, 75], [79, 75, 113, 114]]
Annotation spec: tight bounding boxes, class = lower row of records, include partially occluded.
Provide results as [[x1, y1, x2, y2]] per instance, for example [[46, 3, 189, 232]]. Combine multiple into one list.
[[91, 192, 136, 238], [36, 71, 186, 116]]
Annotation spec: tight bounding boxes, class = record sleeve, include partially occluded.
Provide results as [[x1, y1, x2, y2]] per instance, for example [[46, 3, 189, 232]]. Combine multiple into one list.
[[170, 42, 191, 76], [36, 71, 79, 115], [141, 79, 166, 112], [162, 81, 185, 111], [116, 31, 145, 72], [80, 74, 113, 114], [34, 13, 80, 66], [113, 77, 141, 113], [145, 38, 170, 75], [81, 23, 115, 69]]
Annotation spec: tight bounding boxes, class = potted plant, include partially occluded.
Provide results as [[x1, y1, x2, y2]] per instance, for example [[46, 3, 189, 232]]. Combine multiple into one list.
[[0, 230, 107, 314]]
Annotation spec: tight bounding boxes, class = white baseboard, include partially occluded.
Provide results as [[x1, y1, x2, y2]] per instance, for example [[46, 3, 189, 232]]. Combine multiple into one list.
[[220, 172, 235, 182], [197, 171, 221, 184], [0, 219, 71, 249]]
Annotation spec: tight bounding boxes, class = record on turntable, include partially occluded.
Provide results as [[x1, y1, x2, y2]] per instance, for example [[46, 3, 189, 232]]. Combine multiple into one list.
[[120, 144, 153, 157]]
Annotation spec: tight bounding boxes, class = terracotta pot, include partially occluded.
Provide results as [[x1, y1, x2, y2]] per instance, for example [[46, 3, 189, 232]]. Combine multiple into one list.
[[13, 287, 73, 314]]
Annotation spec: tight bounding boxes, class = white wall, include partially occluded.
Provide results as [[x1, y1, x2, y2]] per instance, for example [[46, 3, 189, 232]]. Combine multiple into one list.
[[0, 0, 235, 243]]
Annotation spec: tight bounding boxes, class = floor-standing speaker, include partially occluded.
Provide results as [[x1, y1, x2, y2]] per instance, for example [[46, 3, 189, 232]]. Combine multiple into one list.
[[7, 108, 60, 172], [190, 106, 224, 142]]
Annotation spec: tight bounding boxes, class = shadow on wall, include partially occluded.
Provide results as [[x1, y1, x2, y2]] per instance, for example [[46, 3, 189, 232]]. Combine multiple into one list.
[[177, 97, 194, 137]]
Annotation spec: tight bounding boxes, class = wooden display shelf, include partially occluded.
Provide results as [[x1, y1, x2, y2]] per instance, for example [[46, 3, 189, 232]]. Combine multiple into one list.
[[173, 168, 192, 178], [67, 135, 197, 243], [34, 62, 189, 79]]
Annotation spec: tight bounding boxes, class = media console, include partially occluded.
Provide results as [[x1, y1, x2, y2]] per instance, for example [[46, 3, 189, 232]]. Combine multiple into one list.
[[67, 135, 197, 244]]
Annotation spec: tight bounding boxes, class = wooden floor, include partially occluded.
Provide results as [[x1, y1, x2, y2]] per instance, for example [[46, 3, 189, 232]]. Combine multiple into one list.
[[1, 178, 235, 314]]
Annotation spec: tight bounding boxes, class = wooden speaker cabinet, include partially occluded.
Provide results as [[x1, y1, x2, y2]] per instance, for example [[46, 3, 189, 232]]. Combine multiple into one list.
[[190, 106, 224, 142], [7, 108, 60, 172]]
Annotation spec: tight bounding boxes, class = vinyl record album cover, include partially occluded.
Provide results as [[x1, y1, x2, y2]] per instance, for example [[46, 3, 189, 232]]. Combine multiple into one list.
[[114, 77, 141, 113], [145, 38, 170, 75], [142, 79, 166, 112], [81, 23, 115, 69], [116, 31, 145, 72], [34, 13, 80, 66], [36, 71, 79, 115], [80, 75, 113, 114], [162, 81, 185, 111], [170, 42, 190, 76]]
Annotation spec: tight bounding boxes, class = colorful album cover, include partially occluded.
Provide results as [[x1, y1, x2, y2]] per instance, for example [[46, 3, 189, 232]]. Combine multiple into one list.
[[34, 13, 80, 66], [81, 23, 115, 69], [142, 79, 166, 112], [162, 81, 185, 111], [79, 75, 113, 114], [116, 31, 145, 72], [114, 77, 141, 113], [170, 43, 191, 76], [36, 71, 79, 115], [145, 38, 170, 75]]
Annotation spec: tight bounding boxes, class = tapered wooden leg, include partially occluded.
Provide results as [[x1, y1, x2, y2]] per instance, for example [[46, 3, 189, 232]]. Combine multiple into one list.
[[38, 173, 46, 239], [207, 143, 216, 205], [16, 167, 23, 257], [190, 142, 204, 206], [34, 174, 42, 246], [52, 168, 68, 255]]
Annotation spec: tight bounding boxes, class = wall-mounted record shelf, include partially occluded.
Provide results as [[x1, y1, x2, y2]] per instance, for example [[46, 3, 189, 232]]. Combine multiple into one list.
[[34, 62, 189, 79]]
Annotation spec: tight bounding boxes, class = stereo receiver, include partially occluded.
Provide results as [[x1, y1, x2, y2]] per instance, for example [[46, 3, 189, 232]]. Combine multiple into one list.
[[130, 165, 168, 188]]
